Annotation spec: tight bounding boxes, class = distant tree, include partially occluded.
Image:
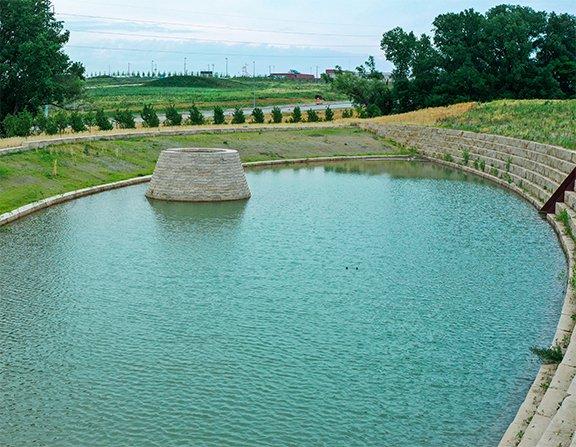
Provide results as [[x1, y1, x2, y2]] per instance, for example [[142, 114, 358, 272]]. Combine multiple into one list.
[[290, 106, 302, 123], [95, 110, 113, 131], [306, 109, 320, 122], [271, 106, 283, 123], [252, 107, 265, 123], [324, 107, 334, 121], [141, 104, 160, 127], [231, 107, 246, 124], [0, 0, 85, 135], [164, 104, 183, 126], [114, 109, 135, 129], [213, 106, 226, 124], [69, 112, 87, 132], [188, 105, 205, 125]]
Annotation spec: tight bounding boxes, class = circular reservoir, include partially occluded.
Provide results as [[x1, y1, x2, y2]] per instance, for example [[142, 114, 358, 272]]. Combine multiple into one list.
[[0, 160, 567, 447]]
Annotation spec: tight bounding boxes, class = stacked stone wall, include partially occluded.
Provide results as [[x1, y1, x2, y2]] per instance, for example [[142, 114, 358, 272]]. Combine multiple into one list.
[[145, 148, 251, 202]]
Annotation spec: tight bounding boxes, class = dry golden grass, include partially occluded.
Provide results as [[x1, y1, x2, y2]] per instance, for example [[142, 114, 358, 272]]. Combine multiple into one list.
[[368, 102, 477, 125]]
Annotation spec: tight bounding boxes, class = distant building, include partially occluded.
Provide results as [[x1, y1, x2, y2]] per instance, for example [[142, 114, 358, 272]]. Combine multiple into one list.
[[200, 71, 214, 77], [270, 70, 315, 81]]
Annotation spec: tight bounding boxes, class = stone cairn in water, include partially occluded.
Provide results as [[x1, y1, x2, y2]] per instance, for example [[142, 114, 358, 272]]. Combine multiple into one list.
[[146, 148, 251, 202]]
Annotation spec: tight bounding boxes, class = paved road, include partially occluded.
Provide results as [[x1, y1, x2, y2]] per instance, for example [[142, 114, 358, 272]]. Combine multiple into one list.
[[135, 101, 353, 124]]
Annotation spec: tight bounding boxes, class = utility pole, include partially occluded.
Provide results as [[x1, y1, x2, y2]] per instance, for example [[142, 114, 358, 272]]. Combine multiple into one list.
[[316, 65, 319, 79], [128, 63, 131, 77], [225, 58, 229, 77], [184, 57, 187, 75], [151, 60, 155, 77], [253, 61, 255, 78]]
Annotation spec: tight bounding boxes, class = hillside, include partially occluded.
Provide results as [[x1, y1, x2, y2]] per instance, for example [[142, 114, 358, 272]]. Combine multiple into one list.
[[371, 100, 576, 150], [143, 75, 243, 89]]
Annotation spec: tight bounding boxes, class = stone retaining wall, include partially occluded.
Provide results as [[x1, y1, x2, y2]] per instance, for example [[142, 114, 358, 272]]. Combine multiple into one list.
[[360, 122, 576, 447]]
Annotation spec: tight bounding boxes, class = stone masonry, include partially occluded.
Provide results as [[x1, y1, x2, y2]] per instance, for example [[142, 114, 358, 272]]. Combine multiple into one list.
[[145, 148, 251, 202]]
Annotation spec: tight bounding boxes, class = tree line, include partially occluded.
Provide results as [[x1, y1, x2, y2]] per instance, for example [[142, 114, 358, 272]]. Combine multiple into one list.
[[330, 5, 576, 115], [1, 105, 340, 138]]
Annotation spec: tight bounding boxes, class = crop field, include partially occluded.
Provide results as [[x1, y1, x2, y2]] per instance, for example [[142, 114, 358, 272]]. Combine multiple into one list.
[[83, 76, 344, 114]]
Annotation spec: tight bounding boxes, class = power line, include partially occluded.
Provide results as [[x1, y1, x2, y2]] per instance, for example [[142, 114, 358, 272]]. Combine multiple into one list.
[[66, 44, 372, 60], [70, 29, 377, 49], [57, 0, 383, 29], [58, 13, 379, 39]]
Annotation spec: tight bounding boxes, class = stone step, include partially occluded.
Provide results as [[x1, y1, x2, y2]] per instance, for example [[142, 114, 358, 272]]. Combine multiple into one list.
[[426, 148, 551, 204]]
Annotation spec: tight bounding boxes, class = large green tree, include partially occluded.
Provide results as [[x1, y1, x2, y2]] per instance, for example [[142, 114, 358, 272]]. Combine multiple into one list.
[[0, 0, 84, 132]]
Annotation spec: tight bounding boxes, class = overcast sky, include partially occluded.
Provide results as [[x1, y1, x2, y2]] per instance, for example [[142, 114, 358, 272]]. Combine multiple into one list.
[[51, 0, 576, 77]]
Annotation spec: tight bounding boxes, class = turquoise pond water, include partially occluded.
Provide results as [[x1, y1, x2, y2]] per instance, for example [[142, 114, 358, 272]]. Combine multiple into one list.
[[0, 161, 567, 446]]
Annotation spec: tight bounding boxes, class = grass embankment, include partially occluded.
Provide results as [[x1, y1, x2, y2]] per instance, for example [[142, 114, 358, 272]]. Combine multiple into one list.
[[84, 76, 343, 114], [0, 127, 408, 215], [371, 99, 576, 150]]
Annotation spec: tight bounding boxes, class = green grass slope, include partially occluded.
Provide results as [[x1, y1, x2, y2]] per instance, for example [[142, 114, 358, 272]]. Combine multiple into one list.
[[143, 75, 242, 89], [440, 100, 576, 150]]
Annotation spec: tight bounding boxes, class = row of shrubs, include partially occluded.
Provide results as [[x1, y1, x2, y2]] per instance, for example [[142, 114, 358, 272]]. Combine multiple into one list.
[[1, 105, 353, 138]]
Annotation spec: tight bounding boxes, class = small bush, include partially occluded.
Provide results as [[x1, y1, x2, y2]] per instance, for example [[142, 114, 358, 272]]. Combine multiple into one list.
[[530, 345, 564, 364], [306, 109, 320, 122], [141, 104, 160, 127], [479, 159, 486, 172], [366, 104, 382, 118], [165, 104, 182, 126], [2, 111, 34, 137], [231, 107, 245, 124], [342, 109, 354, 119], [44, 117, 59, 135], [53, 111, 69, 134], [462, 149, 470, 166], [114, 109, 135, 129], [252, 107, 265, 124], [33, 114, 48, 134], [188, 105, 205, 125], [290, 106, 302, 123], [83, 111, 97, 128], [69, 112, 87, 133], [271, 106, 283, 124], [213, 106, 225, 125], [443, 153, 454, 162], [325, 107, 334, 121], [95, 109, 113, 131]]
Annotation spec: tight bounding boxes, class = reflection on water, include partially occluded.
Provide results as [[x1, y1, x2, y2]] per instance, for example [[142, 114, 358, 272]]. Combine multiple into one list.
[[249, 159, 477, 182], [148, 198, 248, 225]]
